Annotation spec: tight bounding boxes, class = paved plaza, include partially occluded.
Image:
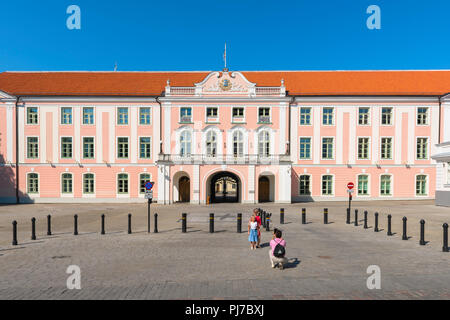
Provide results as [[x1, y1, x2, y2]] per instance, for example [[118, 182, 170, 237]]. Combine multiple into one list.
[[0, 200, 449, 300]]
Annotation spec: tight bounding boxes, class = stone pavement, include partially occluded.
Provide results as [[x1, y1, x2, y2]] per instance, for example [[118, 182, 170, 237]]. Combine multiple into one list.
[[0, 201, 449, 299]]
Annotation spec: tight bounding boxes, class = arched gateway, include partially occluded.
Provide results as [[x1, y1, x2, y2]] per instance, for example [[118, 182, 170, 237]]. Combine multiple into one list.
[[209, 171, 240, 203]]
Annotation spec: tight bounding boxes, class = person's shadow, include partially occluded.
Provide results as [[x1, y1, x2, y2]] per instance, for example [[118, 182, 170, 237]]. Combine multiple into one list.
[[284, 258, 301, 269]]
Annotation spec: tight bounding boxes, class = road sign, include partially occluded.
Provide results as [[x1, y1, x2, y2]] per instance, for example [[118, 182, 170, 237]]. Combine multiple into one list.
[[145, 190, 153, 200], [347, 189, 354, 194], [145, 181, 154, 191], [347, 182, 354, 190]]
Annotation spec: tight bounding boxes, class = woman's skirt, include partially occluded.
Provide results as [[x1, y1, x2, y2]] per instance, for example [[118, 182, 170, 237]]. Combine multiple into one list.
[[248, 229, 258, 242]]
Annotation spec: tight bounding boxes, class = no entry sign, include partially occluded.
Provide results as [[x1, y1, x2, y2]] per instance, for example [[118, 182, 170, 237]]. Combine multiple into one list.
[[347, 182, 354, 190]]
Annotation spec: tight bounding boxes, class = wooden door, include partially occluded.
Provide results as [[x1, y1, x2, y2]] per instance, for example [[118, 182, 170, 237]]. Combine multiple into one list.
[[179, 177, 190, 202], [258, 177, 270, 202]]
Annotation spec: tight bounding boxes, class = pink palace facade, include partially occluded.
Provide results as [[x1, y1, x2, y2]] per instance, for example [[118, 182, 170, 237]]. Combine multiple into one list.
[[0, 69, 450, 205]]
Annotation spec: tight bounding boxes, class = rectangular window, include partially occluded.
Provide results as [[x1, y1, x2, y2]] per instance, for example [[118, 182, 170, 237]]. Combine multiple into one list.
[[232, 107, 244, 118], [358, 137, 370, 160], [139, 107, 151, 125], [180, 107, 192, 123], [139, 137, 151, 159], [300, 108, 312, 125], [118, 173, 129, 194], [258, 107, 271, 123], [206, 107, 218, 118], [27, 173, 39, 193], [61, 107, 72, 124], [358, 175, 369, 195], [299, 137, 311, 159], [27, 137, 39, 159], [117, 137, 129, 159], [83, 137, 95, 159], [299, 175, 311, 195], [83, 107, 94, 125], [380, 175, 391, 196], [27, 107, 39, 124], [118, 108, 129, 125], [322, 138, 334, 159], [381, 138, 392, 159], [61, 137, 73, 158], [322, 175, 333, 195], [62, 173, 73, 194], [83, 174, 95, 194], [381, 107, 393, 125], [140, 174, 151, 194], [416, 138, 428, 160], [416, 175, 427, 196], [358, 107, 370, 125], [417, 108, 428, 125], [322, 108, 334, 125]]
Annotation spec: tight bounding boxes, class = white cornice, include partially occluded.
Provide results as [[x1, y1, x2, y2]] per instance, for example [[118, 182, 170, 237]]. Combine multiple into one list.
[[19, 96, 158, 103], [294, 96, 439, 103], [159, 97, 292, 103]]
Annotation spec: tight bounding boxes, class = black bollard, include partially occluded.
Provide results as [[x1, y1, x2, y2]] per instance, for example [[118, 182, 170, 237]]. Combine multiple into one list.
[[47, 215, 52, 236], [280, 208, 285, 224], [210, 213, 214, 233], [74, 214, 78, 235], [420, 219, 426, 246], [324, 208, 328, 224], [374, 212, 379, 232], [402, 217, 408, 240], [182, 213, 187, 233], [101, 214, 105, 235], [154, 213, 158, 233], [387, 214, 393, 236], [363, 211, 368, 229], [237, 213, 242, 233], [262, 211, 266, 228], [302, 208, 306, 225], [31, 217, 36, 240], [12, 220, 18, 246], [354, 209, 358, 227], [346, 208, 350, 224], [266, 215, 270, 232], [442, 223, 449, 252], [128, 214, 132, 234]]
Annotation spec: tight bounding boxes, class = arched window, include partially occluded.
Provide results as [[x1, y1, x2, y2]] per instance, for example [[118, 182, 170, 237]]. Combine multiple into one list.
[[416, 175, 427, 196], [258, 130, 270, 157], [62, 173, 73, 194], [118, 173, 129, 194], [83, 173, 95, 194], [140, 173, 151, 194], [206, 130, 217, 157], [233, 131, 244, 157], [180, 130, 192, 157], [27, 173, 39, 194]]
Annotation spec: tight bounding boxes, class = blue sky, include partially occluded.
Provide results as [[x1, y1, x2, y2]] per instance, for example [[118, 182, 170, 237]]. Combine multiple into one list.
[[0, 0, 449, 72]]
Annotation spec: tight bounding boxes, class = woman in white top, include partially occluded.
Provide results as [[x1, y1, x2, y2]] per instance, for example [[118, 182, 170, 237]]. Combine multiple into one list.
[[248, 216, 259, 250]]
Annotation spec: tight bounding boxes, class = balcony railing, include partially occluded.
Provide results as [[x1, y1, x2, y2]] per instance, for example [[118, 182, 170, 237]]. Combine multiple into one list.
[[157, 154, 291, 164], [179, 116, 192, 123], [258, 115, 271, 123]]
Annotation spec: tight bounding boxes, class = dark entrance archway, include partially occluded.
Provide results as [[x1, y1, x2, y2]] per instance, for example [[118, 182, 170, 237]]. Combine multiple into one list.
[[210, 171, 240, 203]]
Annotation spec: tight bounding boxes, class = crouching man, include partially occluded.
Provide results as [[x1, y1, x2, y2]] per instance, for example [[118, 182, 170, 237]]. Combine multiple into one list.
[[269, 229, 287, 270]]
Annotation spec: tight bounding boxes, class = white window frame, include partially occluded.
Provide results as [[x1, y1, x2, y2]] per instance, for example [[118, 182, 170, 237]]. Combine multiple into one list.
[[139, 107, 152, 125], [231, 106, 246, 123], [379, 174, 393, 197], [117, 136, 130, 159], [358, 107, 371, 126], [61, 172, 74, 196], [357, 136, 371, 160], [27, 172, 40, 195], [138, 172, 152, 196], [61, 136, 73, 159], [26, 136, 39, 159], [322, 107, 334, 126], [381, 107, 394, 126], [257, 106, 272, 124], [61, 107, 73, 125], [321, 174, 334, 196], [82, 107, 95, 125], [380, 136, 394, 160], [415, 173, 429, 197], [415, 136, 429, 160], [299, 107, 312, 126], [82, 136, 95, 159], [82, 172, 96, 196], [356, 173, 371, 197], [299, 136, 312, 160], [416, 107, 430, 126], [117, 172, 130, 197], [139, 136, 152, 159], [26, 106, 39, 125], [321, 136, 335, 160], [298, 174, 312, 196]]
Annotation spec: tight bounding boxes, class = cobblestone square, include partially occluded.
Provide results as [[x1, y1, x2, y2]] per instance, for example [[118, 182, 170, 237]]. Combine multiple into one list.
[[0, 200, 449, 300]]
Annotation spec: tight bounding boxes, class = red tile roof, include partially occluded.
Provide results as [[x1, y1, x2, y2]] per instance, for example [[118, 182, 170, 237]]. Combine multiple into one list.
[[0, 70, 450, 96]]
